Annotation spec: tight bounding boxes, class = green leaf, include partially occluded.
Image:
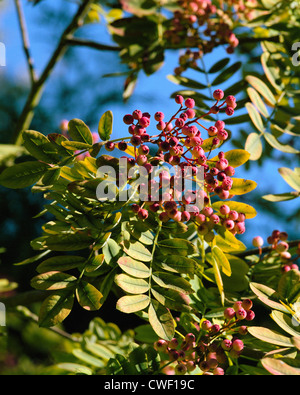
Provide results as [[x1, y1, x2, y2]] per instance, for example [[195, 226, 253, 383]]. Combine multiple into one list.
[[76, 281, 103, 311], [56, 363, 93, 375], [38, 290, 75, 327], [246, 75, 276, 106], [245, 132, 263, 160], [118, 256, 151, 278], [208, 58, 230, 74], [245, 102, 265, 133], [223, 149, 250, 168], [212, 201, 257, 219], [211, 62, 242, 86], [215, 228, 246, 253], [68, 119, 93, 145], [148, 301, 175, 341], [211, 255, 224, 305], [250, 282, 290, 313], [261, 357, 300, 376], [230, 178, 257, 195], [248, 327, 294, 347], [121, 240, 152, 262], [61, 141, 93, 150], [23, 130, 59, 163], [31, 271, 77, 290], [263, 192, 300, 202], [0, 161, 50, 189], [264, 133, 299, 154], [278, 168, 300, 191], [247, 87, 269, 118], [116, 294, 150, 313], [32, 233, 93, 251], [271, 310, 300, 338], [115, 273, 149, 294], [158, 238, 196, 257], [155, 255, 196, 277], [151, 287, 191, 313], [72, 349, 104, 368], [152, 272, 193, 294], [98, 111, 113, 141], [212, 245, 231, 277], [167, 74, 207, 90]]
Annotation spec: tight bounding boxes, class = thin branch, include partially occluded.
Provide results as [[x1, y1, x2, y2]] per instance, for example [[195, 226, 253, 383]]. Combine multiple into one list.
[[65, 36, 121, 52], [13, 0, 95, 146], [14, 0, 37, 84], [235, 239, 300, 258]]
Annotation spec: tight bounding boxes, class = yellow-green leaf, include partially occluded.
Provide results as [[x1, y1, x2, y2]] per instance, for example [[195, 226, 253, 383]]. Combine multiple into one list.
[[230, 178, 257, 195]]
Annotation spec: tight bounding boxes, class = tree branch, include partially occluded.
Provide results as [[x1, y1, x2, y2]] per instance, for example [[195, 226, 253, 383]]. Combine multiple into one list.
[[14, 0, 37, 84], [13, 0, 95, 146], [64, 36, 121, 52], [235, 240, 300, 258]]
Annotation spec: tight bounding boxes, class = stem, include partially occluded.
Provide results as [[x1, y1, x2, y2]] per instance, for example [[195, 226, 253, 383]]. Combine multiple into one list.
[[148, 221, 162, 299], [14, 0, 37, 84], [235, 240, 300, 258], [64, 36, 121, 52], [13, 0, 95, 146]]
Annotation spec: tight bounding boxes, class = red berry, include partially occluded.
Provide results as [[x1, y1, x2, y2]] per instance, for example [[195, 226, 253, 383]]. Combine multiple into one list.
[[213, 89, 224, 101]]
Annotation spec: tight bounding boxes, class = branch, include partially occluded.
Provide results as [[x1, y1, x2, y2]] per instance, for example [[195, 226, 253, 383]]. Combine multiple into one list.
[[14, 0, 37, 84], [235, 240, 300, 258], [64, 36, 121, 52], [13, 0, 95, 146]]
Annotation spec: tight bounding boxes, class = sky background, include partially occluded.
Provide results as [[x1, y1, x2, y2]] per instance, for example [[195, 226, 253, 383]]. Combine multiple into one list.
[[0, 0, 299, 247]]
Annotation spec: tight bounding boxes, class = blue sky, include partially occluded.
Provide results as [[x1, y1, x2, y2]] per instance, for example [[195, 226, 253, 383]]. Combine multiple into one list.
[[0, 0, 299, 245]]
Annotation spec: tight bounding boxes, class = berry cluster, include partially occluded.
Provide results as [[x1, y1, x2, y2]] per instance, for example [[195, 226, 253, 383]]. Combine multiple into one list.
[[154, 300, 254, 375], [104, 91, 243, 241], [164, 0, 257, 75], [252, 231, 300, 273]]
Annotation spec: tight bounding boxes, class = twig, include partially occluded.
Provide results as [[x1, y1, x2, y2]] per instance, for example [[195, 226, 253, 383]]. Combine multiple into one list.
[[14, 0, 37, 84], [235, 240, 300, 258], [64, 36, 121, 52], [13, 0, 95, 146]]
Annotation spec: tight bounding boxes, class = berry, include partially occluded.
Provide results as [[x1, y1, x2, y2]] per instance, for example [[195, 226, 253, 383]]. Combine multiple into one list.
[[201, 320, 212, 331], [241, 299, 253, 311], [138, 209, 148, 220], [213, 89, 224, 101], [221, 339, 232, 351], [118, 141, 128, 151], [236, 308, 247, 320], [225, 107, 234, 116], [175, 363, 187, 375], [224, 307, 235, 320], [252, 236, 263, 247], [123, 114, 134, 125], [245, 310, 255, 321], [185, 98, 195, 108], [232, 339, 244, 352]]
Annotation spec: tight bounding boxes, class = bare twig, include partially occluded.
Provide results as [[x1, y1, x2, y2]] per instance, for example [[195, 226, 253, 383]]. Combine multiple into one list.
[[64, 36, 121, 52], [13, 0, 95, 146], [14, 0, 37, 84]]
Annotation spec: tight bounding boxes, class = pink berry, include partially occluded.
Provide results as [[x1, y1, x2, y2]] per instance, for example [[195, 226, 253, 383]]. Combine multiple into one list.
[[224, 307, 235, 320], [221, 339, 232, 351], [201, 320, 212, 331], [245, 310, 255, 321], [139, 116, 150, 128], [225, 107, 234, 116], [154, 111, 164, 121], [213, 367, 224, 375], [123, 114, 134, 125], [252, 236, 263, 247], [225, 96, 236, 107], [175, 95, 184, 104], [241, 299, 253, 311], [236, 308, 247, 320], [213, 89, 224, 101], [138, 208, 148, 220], [220, 204, 230, 215], [232, 339, 244, 352], [185, 98, 195, 108], [208, 126, 218, 136]]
